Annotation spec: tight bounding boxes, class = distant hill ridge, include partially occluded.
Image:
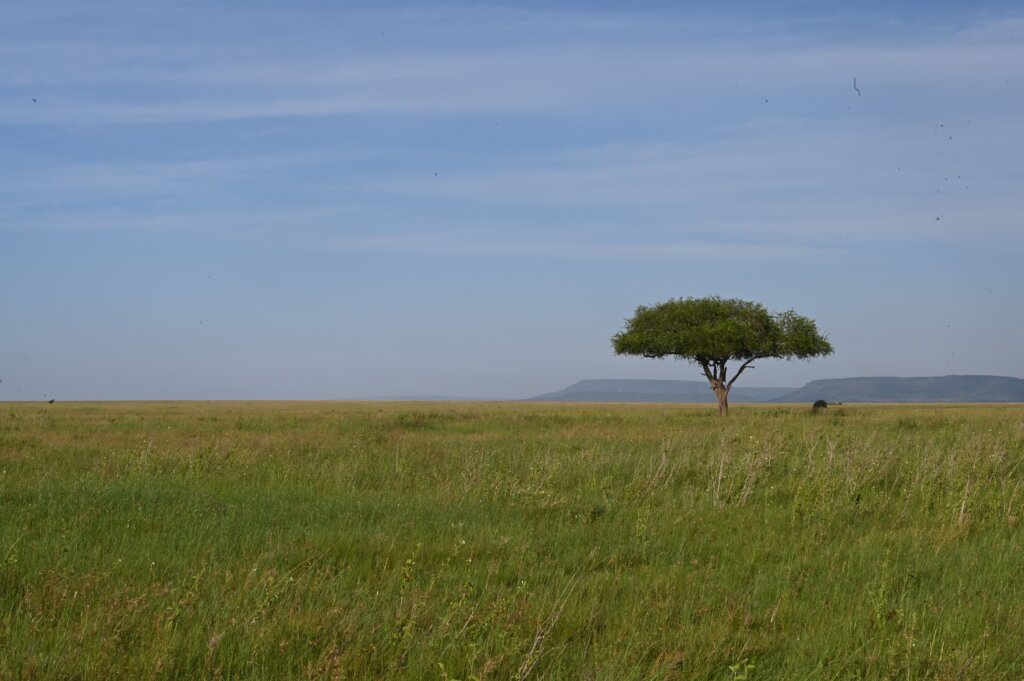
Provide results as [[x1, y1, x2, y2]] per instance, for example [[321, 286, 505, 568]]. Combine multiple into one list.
[[530, 376, 1024, 404], [771, 375, 1024, 403]]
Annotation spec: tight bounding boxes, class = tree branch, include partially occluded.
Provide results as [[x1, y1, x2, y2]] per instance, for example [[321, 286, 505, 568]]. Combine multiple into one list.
[[726, 358, 758, 390], [698, 361, 716, 387]]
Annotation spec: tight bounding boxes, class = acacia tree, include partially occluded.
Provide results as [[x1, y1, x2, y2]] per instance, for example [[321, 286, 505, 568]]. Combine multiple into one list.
[[611, 296, 833, 416]]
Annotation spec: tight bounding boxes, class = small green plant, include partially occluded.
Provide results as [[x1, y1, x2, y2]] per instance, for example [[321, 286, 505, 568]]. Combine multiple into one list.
[[727, 657, 755, 680]]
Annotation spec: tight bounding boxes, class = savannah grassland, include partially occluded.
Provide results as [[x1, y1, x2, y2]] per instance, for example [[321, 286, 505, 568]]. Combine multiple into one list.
[[2, 401, 1023, 680]]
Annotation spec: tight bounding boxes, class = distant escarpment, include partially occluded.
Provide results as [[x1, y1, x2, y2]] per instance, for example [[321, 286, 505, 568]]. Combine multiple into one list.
[[771, 375, 1024, 403]]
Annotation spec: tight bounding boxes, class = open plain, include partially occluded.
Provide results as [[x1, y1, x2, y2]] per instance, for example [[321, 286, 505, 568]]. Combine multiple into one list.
[[2, 401, 1023, 679]]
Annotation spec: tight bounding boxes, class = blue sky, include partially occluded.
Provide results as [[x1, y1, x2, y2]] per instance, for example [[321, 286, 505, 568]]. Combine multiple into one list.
[[2, 1, 1022, 400]]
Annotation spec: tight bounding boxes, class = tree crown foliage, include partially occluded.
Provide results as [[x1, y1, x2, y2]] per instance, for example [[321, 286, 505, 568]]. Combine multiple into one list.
[[611, 296, 833, 364]]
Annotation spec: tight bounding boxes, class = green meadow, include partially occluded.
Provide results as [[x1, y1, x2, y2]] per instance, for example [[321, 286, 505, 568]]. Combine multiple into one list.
[[2, 401, 1023, 679]]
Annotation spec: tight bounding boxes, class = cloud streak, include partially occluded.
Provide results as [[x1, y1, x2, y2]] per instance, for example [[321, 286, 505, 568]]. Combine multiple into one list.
[[326, 231, 829, 261], [2, 6, 1022, 123]]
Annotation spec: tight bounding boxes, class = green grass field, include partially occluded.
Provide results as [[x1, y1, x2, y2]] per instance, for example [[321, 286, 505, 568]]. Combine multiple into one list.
[[2, 401, 1023, 679]]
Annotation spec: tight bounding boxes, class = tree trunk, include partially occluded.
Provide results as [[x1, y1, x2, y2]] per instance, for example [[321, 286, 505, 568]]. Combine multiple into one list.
[[713, 385, 730, 416]]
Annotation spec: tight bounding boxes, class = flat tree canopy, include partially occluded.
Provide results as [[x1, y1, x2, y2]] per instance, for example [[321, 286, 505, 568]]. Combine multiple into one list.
[[612, 296, 833, 415]]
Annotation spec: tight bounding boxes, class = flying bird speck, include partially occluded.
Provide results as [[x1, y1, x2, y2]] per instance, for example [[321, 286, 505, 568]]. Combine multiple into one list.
[[853, 78, 861, 96]]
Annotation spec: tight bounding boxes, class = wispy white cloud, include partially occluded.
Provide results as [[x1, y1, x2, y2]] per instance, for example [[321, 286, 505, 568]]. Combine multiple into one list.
[[326, 230, 829, 261], [0, 149, 341, 202], [2, 4, 1021, 252], [3, 112, 1019, 249], [2, 6, 1021, 122], [348, 116, 1023, 242]]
